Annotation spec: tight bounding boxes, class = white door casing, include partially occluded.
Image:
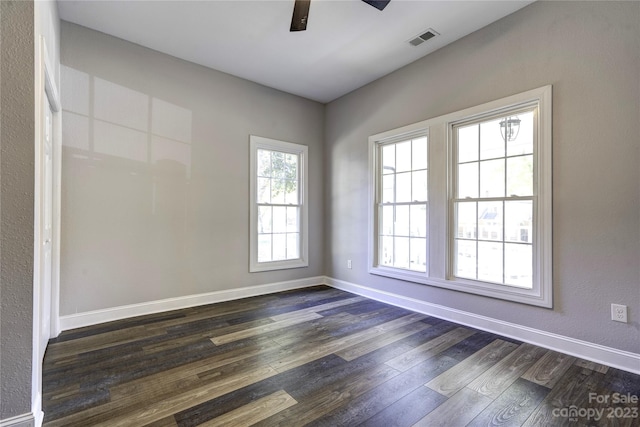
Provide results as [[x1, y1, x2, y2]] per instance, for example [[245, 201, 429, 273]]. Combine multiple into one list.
[[33, 35, 61, 424], [40, 94, 54, 362]]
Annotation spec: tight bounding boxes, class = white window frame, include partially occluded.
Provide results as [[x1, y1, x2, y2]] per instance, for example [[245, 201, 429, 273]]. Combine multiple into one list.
[[369, 129, 431, 284], [249, 135, 309, 272], [368, 86, 552, 307]]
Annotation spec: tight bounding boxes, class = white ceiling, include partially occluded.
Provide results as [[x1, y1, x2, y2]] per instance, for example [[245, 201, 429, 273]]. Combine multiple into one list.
[[57, 0, 533, 103]]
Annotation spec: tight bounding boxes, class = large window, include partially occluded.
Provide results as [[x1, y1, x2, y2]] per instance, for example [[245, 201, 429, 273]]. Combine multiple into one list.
[[369, 86, 552, 307], [250, 136, 308, 272], [453, 107, 536, 288], [378, 134, 429, 273]]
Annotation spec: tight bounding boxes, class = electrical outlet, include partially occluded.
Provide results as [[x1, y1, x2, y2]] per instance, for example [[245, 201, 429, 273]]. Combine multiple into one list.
[[347, 259, 352, 269], [611, 304, 628, 323]]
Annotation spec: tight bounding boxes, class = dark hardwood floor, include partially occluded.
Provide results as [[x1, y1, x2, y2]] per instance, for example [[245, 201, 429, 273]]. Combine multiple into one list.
[[43, 286, 640, 426]]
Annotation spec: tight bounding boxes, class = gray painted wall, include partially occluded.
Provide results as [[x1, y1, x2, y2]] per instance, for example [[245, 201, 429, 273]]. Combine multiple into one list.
[[59, 22, 325, 315], [325, 1, 640, 353], [0, 1, 35, 419]]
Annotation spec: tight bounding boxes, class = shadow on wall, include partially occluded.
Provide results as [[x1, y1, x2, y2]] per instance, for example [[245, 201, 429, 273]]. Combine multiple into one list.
[[60, 65, 194, 302]]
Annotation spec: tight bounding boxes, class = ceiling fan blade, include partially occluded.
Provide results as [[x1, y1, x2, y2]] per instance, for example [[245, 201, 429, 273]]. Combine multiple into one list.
[[361, 0, 390, 11], [290, 0, 311, 32]]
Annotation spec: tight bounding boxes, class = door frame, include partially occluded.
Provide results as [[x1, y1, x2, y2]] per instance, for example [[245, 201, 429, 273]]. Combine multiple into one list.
[[32, 34, 61, 423]]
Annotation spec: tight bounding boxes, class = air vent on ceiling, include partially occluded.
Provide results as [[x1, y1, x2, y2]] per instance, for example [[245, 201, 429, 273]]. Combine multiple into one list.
[[409, 28, 439, 47]]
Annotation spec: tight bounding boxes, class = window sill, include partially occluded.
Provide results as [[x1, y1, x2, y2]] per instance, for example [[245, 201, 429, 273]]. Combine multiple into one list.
[[250, 259, 308, 273], [369, 266, 552, 308]]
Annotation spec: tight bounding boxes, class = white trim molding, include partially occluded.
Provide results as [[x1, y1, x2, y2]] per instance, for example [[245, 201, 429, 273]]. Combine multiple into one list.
[[57, 275, 639, 375], [59, 277, 324, 331], [0, 412, 35, 427], [367, 86, 553, 308], [249, 135, 309, 272], [324, 276, 640, 375]]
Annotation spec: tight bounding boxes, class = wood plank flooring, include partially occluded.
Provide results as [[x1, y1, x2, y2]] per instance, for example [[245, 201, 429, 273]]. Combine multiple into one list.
[[43, 286, 640, 426]]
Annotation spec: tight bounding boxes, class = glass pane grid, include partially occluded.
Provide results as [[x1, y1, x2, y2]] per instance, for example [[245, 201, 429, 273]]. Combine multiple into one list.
[[256, 147, 302, 264], [377, 135, 428, 273], [453, 111, 535, 289]]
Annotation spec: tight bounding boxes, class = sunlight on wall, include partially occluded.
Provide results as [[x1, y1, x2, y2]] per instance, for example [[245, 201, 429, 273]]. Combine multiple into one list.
[[60, 65, 195, 310]]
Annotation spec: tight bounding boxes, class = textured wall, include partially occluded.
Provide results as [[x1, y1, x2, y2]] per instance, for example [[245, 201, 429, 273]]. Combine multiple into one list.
[[325, 1, 640, 353], [59, 22, 325, 315], [0, 0, 35, 419]]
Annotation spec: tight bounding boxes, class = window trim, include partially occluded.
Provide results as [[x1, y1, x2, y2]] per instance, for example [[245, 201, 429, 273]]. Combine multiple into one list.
[[368, 86, 552, 307], [369, 128, 431, 283], [249, 135, 309, 272]]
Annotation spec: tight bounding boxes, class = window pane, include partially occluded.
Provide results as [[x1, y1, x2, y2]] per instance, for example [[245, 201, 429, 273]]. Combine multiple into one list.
[[271, 179, 286, 204], [395, 205, 409, 237], [480, 159, 505, 198], [410, 204, 427, 237], [286, 206, 298, 232], [271, 151, 285, 178], [412, 137, 428, 170], [507, 155, 533, 197], [410, 238, 426, 272], [286, 233, 299, 259], [380, 236, 393, 266], [257, 149, 271, 177], [507, 111, 534, 157], [455, 239, 476, 279], [458, 162, 478, 199], [396, 141, 411, 172], [478, 201, 503, 241], [456, 202, 476, 239], [381, 205, 393, 235], [382, 144, 395, 174], [505, 200, 532, 243], [458, 124, 478, 163], [258, 206, 272, 233], [258, 234, 271, 262], [272, 234, 287, 260], [272, 206, 287, 233], [394, 237, 410, 269], [285, 180, 299, 204], [382, 174, 395, 203], [480, 118, 505, 160], [396, 172, 411, 203], [285, 153, 298, 179], [478, 241, 503, 283], [505, 243, 532, 288], [257, 177, 271, 203], [412, 170, 427, 202]]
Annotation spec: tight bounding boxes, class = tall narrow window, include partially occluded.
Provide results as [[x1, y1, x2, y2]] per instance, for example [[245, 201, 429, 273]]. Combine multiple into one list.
[[373, 132, 429, 278], [453, 108, 536, 288], [250, 136, 308, 272]]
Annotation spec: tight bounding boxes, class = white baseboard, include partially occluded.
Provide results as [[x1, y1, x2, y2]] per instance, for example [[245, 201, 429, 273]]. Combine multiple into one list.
[[0, 413, 35, 427], [31, 392, 42, 427], [325, 276, 640, 375], [59, 276, 324, 331], [56, 275, 639, 374]]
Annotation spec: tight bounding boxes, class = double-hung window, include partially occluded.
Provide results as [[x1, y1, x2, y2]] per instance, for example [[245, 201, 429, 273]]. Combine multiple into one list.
[[369, 86, 552, 307], [250, 135, 308, 272], [452, 107, 536, 288], [377, 134, 429, 273]]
